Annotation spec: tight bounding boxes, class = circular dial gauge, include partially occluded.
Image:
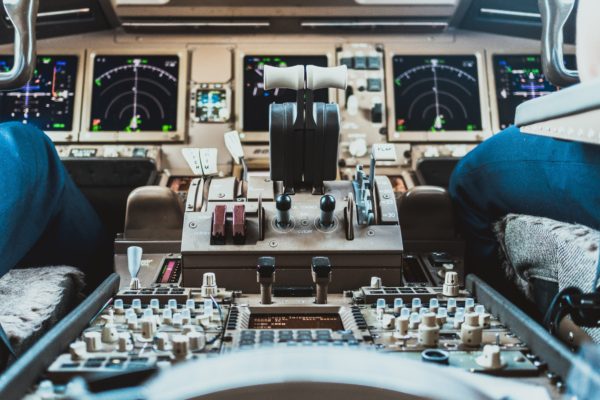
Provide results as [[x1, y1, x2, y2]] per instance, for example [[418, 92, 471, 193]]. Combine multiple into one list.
[[89, 55, 179, 133], [392, 55, 482, 133]]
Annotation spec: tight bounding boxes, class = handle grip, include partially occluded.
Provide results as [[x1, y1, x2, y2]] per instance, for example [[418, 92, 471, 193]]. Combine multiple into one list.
[[306, 65, 347, 90], [0, 0, 38, 90], [263, 64, 304, 91], [538, 0, 579, 87]]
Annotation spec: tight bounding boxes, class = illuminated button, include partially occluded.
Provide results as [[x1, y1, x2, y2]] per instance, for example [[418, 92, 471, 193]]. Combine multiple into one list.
[[429, 299, 439, 313], [411, 298, 422, 312], [186, 299, 196, 310], [367, 56, 381, 70], [367, 78, 382, 92], [393, 298, 404, 314], [353, 56, 367, 70], [447, 298, 457, 313], [340, 58, 353, 68], [113, 299, 124, 314], [465, 298, 475, 313]]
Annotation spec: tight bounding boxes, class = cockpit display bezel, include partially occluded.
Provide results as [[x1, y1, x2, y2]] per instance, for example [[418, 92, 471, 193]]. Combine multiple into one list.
[[487, 49, 577, 133], [0, 49, 85, 143], [80, 49, 188, 143], [234, 45, 337, 143], [385, 50, 492, 143]]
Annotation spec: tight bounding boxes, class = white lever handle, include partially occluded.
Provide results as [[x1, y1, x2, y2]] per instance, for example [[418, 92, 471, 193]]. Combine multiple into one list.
[[263, 64, 304, 91], [127, 246, 143, 280], [224, 130, 244, 164], [306, 65, 347, 90]]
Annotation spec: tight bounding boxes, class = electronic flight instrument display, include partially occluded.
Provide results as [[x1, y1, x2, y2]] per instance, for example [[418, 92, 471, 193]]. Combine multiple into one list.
[[89, 55, 179, 132], [392, 55, 482, 132], [493, 54, 576, 129], [0, 55, 77, 131], [243, 55, 329, 132]]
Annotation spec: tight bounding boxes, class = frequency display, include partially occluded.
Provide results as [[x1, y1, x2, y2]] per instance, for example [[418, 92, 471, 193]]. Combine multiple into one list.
[[392, 55, 482, 132], [248, 313, 344, 330], [89, 55, 179, 132], [243, 55, 329, 132], [493, 54, 576, 129], [0, 55, 78, 131]]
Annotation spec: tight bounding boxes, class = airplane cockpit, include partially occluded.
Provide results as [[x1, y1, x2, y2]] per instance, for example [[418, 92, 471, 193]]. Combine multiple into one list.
[[0, 0, 599, 399]]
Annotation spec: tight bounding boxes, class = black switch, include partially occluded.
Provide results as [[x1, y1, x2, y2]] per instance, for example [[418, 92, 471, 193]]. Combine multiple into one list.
[[340, 57, 353, 69], [353, 56, 367, 70], [257, 256, 276, 278], [311, 257, 332, 278], [367, 56, 381, 70], [371, 103, 383, 123], [367, 78, 382, 92]]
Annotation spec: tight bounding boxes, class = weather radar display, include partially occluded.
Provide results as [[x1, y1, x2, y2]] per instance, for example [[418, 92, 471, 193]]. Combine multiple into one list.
[[493, 54, 576, 129], [392, 55, 482, 133], [89, 55, 179, 132], [0, 55, 78, 131], [243, 55, 329, 132]]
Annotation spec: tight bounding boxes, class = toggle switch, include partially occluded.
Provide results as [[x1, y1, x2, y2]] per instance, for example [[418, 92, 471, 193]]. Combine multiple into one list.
[[312, 256, 332, 304], [275, 194, 292, 228], [232, 204, 246, 244], [257, 256, 276, 305], [319, 194, 336, 228], [211, 205, 227, 245]]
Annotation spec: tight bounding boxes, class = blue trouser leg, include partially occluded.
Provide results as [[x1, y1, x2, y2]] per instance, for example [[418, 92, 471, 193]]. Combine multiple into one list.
[[449, 126, 600, 274], [0, 122, 112, 288]]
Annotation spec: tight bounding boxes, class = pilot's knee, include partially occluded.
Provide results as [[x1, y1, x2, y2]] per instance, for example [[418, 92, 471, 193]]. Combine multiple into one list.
[[0, 122, 56, 167]]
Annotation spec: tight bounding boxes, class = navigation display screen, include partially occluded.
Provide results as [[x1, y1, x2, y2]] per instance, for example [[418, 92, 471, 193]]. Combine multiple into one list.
[[0, 55, 78, 131], [89, 55, 179, 132], [392, 55, 482, 132], [243, 55, 329, 132], [248, 313, 344, 330], [493, 54, 576, 129]]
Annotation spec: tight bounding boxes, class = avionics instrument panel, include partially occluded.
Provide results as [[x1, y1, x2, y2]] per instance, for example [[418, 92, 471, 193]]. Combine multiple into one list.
[[0, 47, 574, 144]]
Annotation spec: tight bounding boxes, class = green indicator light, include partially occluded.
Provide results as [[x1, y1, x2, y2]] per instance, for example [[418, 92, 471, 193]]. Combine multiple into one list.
[[92, 125, 100, 132], [162, 124, 173, 132], [94, 79, 102, 87], [394, 78, 401, 87], [526, 57, 536, 62], [42, 57, 52, 64], [466, 124, 476, 132], [52, 123, 65, 129], [142, 59, 148, 64]]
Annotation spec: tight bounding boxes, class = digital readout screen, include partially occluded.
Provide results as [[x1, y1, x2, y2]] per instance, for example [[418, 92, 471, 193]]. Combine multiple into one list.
[[248, 313, 344, 330]]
